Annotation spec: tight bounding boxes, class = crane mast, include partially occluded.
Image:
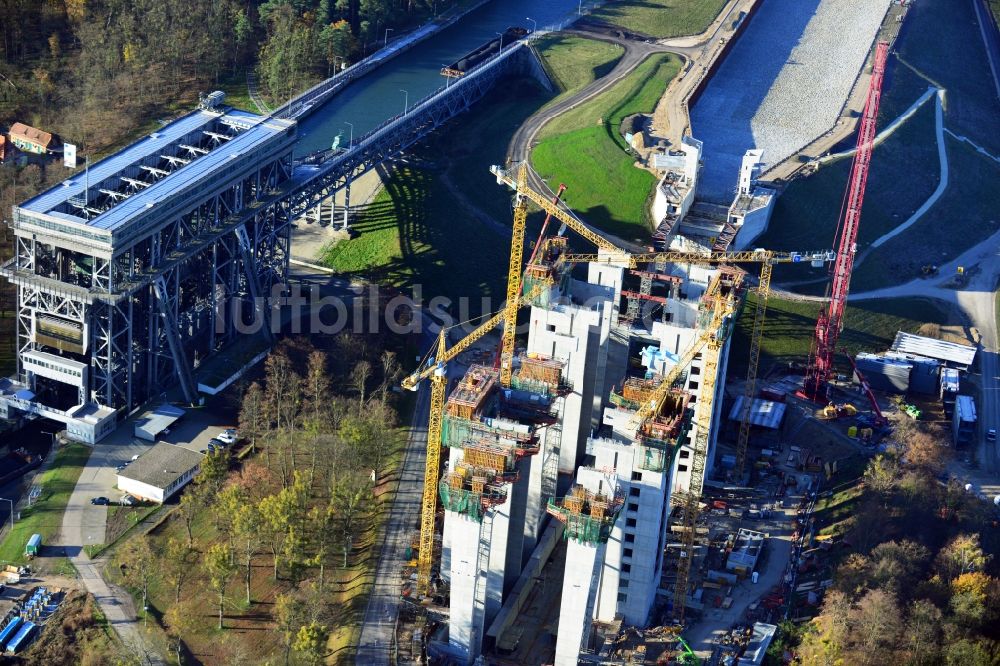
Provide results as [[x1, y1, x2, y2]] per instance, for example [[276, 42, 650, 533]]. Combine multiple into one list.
[[804, 40, 889, 399]]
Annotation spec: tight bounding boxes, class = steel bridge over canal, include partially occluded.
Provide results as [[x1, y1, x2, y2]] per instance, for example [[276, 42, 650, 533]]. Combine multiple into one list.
[[284, 40, 545, 227], [0, 38, 545, 442]]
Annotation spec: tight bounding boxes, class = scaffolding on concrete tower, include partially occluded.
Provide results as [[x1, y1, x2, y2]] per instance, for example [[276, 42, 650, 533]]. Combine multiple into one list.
[[439, 463, 511, 523], [547, 484, 625, 545]]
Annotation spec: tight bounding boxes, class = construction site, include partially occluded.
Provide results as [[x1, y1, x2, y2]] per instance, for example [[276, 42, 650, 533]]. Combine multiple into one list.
[[394, 144, 867, 664], [385, 1, 991, 662]]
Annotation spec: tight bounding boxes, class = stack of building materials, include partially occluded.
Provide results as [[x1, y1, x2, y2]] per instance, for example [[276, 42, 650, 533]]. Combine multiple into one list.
[[726, 528, 765, 575], [891, 331, 976, 371], [4, 621, 35, 654], [727, 396, 786, 430], [738, 622, 777, 665], [906, 354, 940, 395], [0, 617, 22, 652]]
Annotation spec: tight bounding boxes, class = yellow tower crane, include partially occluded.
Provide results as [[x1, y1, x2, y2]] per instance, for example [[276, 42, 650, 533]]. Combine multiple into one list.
[[402, 300, 527, 595], [406, 163, 831, 599], [558, 251, 831, 623]]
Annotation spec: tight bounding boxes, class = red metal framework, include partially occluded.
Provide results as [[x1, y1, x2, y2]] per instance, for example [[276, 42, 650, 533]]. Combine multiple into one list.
[[804, 40, 890, 400], [846, 354, 887, 425]]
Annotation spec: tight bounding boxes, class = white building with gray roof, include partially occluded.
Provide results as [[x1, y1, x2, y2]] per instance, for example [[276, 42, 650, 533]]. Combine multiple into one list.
[[117, 442, 203, 503]]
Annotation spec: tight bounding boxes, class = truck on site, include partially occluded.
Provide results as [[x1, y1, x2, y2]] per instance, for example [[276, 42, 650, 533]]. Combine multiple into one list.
[[24, 534, 41, 558]]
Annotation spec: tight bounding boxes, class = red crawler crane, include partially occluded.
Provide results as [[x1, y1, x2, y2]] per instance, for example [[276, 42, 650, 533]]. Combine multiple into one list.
[[803, 40, 890, 401]]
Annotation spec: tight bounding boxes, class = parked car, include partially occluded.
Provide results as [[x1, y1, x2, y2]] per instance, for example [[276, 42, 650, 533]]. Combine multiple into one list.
[[131, 454, 141, 461], [91, 497, 110, 505], [208, 437, 227, 449], [988, 428, 997, 442], [216, 429, 238, 445], [119, 494, 136, 506], [116, 463, 129, 472]]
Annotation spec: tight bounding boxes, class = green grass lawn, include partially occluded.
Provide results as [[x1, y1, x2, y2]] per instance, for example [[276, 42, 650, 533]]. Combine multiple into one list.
[[588, 0, 728, 39], [729, 295, 952, 376], [759, 98, 940, 288], [534, 34, 623, 107], [320, 163, 510, 317], [0, 442, 91, 566], [533, 126, 659, 241], [814, 482, 864, 537], [537, 53, 680, 141], [322, 70, 595, 318], [532, 54, 682, 241], [849, 138, 1000, 291], [320, 35, 635, 309], [217, 70, 260, 113]]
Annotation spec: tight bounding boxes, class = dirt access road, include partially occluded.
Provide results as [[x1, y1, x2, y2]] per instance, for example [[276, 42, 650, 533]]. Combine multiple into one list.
[[847, 229, 1000, 496]]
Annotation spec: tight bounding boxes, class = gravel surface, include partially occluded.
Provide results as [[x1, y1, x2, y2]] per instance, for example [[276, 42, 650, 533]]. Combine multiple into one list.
[[691, 0, 890, 203]]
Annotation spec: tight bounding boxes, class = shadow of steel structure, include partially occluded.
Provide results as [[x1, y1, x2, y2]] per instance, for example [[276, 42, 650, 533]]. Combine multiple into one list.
[[285, 41, 544, 226]]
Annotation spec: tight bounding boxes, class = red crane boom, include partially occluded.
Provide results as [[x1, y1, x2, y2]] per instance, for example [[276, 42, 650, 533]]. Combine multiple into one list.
[[804, 40, 890, 400], [846, 354, 886, 425]]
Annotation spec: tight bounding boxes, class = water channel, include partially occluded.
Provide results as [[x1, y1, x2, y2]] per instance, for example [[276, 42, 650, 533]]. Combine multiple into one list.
[[296, 0, 584, 154]]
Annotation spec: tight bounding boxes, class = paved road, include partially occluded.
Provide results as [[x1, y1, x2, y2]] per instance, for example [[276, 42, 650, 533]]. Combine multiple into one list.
[[56, 398, 247, 662], [507, 29, 684, 254], [505, 0, 754, 253], [870, 90, 948, 249], [846, 230, 1000, 490], [356, 340, 432, 664], [59, 440, 165, 664]]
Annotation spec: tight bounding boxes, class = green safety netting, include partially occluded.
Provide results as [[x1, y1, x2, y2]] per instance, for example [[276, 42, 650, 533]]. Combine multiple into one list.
[[439, 482, 484, 523]]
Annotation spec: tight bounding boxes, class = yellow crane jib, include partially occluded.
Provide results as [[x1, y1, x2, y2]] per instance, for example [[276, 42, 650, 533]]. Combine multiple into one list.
[[490, 164, 622, 254], [404, 285, 543, 597], [630, 296, 733, 428], [562, 249, 835, 268]]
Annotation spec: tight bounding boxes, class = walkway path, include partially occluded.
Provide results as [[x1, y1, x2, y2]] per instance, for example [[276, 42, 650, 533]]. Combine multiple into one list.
[[870, 89, 948, 248], [355, 317, 437, 666], [652, 0, 760, 146], [246, 72, 272, 115], [818, 87, 937, 166], [60, 441, 165, 664], [943, 127, 1000, 165], [507, 30, 672, 252]]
